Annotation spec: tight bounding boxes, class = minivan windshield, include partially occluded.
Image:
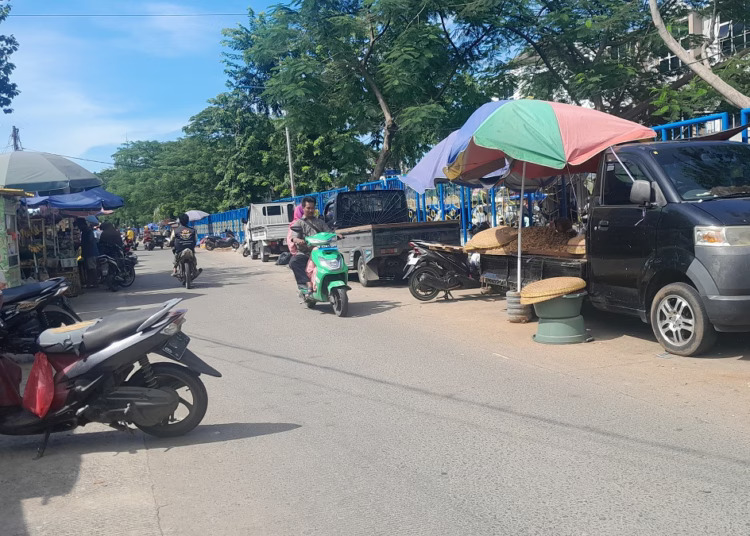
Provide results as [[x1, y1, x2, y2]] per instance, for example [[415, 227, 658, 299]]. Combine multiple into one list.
[[650, 142, 750, 201]]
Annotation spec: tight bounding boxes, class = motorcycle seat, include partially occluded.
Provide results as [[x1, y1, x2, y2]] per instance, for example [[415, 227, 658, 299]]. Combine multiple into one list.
[[3, 278, 63, 305], [39, 306, 161, 354]]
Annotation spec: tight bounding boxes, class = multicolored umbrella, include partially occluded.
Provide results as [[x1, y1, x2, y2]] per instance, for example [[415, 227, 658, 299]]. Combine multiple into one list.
[[403, 130, 510, 194], [445, 100, 656, 182]]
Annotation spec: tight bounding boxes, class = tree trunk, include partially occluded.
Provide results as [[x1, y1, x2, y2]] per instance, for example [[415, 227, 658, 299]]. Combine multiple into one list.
[[360, 67, 397, 181], [648, 0, 750, 109]]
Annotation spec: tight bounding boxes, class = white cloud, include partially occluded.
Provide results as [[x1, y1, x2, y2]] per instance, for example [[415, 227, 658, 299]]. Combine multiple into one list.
[[95, 2, 222, 57], [2, 26, 190, 162]]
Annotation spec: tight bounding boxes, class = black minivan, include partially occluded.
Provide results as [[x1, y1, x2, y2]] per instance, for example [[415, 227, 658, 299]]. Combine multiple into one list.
[[587, 140, 750, 356]]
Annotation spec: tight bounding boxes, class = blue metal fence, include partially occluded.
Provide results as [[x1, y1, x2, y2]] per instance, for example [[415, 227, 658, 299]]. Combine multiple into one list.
[[191, 110, 750, 243]]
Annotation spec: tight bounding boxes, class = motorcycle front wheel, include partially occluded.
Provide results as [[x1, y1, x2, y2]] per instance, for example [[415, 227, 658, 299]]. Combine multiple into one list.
[[128, 363, 208, 438], [330, 288, 349, 317], [409, 266, 441, 301], [205, 241, 215, 251]]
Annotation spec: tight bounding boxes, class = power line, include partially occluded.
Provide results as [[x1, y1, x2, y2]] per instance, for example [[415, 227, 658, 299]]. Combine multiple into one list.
[[10, 12, 248, 18]]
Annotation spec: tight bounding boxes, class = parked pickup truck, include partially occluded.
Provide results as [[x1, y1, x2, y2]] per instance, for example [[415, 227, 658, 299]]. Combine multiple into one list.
[[246, 201, 295, 262], [481, 139, 750, 356], [323, 190, 461, 286]]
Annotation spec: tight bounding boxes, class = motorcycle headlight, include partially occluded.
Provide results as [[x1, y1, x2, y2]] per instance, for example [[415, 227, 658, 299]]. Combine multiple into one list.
[[695, 226, 750, 247], [320, 258, 341, 270]]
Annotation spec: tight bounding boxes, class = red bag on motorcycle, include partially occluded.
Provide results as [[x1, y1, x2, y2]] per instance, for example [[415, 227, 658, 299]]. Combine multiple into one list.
[[0, 357, 22, 406], [22, 352, 55, 418]]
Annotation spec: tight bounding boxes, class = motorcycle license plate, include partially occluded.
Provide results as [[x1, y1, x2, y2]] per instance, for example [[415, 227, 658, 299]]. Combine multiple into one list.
[[406, 254, 419, 266], [161, 332, 190, 360]]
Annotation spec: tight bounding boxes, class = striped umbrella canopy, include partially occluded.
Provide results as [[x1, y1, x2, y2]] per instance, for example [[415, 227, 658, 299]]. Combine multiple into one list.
[[444, 100, 656, 182]]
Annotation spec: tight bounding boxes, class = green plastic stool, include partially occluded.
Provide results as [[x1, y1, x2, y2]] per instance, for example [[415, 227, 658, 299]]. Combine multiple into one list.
[[532, 292, 591, 344]]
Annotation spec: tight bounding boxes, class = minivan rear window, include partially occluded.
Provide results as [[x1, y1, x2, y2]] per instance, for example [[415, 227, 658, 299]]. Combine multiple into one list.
[[651, 143, 750, 201]]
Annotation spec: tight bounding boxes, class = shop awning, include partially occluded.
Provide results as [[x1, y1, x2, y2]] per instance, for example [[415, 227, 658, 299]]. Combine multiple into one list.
[[25, 187, 124, 210]]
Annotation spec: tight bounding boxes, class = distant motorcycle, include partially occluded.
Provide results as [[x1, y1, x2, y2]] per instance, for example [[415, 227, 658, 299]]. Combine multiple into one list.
[[174, 249, 201, 289], [204, 229, 239, 251]]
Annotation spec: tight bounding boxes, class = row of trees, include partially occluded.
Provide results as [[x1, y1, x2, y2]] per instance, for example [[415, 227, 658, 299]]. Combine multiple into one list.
[[102, 0, 750, 224]]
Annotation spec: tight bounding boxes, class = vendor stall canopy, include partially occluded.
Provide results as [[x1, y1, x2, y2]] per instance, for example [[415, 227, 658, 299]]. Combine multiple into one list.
[[25, 187, 124, 210], [0, 151, 102, 194], [445, 99, 657, 183]]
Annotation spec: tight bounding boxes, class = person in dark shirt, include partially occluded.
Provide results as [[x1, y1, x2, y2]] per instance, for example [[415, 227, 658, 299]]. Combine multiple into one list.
[[75, 218, 99, 287], [172, 213, 201, 277], [98, 222, 124, 257]]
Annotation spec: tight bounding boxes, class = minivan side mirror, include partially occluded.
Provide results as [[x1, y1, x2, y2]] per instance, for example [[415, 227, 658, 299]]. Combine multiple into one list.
[[630, 180, 651, 205]]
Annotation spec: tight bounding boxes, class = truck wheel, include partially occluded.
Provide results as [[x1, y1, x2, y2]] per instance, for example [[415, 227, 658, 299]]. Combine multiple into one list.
[[409, 266, 441, 301], [357, 256, 373, 287], [650, 283, 716, 356], [261, 245, 270, 263], [250, 242, 259, 260]]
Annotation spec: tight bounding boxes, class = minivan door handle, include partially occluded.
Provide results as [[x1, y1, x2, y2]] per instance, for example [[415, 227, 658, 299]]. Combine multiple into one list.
[[597, 220, 609, 230]]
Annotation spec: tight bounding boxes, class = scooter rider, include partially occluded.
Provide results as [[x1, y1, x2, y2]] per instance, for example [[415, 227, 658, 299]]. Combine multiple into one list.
[[172, 213, 202, 278], [289, 197, 331, 293]]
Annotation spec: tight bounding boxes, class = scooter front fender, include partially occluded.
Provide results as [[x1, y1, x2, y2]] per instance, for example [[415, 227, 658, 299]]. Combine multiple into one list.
[[326, 279, 350, 294]]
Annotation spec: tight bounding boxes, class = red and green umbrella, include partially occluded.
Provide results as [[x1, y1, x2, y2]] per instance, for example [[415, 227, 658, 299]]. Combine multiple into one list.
[[445, 99, 656, 182]]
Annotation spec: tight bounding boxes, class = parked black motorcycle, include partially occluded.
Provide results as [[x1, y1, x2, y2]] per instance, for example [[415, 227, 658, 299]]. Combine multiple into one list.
[[404, 240, 482, 301], [97, 246, 136, 291], [0, 298, 221, 457], [204, 229, 239, 251], [0, 277, 81, 353]]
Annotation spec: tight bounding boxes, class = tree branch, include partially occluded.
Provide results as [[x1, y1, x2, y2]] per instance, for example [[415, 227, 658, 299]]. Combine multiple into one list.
[[648, 0, 750, 109]]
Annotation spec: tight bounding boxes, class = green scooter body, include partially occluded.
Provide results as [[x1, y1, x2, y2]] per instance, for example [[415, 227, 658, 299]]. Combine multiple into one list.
[[306, 233, 350, 302]]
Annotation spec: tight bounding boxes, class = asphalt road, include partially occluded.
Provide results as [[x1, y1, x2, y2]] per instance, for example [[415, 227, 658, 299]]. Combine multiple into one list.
[[2, 247, 750, 535]]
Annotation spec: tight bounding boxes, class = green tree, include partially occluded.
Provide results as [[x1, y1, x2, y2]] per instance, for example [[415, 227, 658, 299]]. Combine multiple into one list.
[[0, 3, 19, 113], [222, 2, 497, 181]]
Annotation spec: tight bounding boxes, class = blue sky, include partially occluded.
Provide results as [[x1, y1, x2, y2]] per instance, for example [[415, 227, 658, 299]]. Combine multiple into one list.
[[3, 0, 273, 171]]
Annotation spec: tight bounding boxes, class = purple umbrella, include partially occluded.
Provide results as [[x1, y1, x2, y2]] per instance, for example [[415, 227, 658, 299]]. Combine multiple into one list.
[[403, 130, 509, 194]]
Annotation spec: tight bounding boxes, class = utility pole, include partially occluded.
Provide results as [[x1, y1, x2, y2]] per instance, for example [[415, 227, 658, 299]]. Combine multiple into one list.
[[284, 126, 296, 197], [11, 126, 21, 151]]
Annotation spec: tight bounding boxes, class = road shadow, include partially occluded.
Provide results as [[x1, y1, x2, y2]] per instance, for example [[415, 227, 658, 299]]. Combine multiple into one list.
[[581, 303, 749, 361], [1, 422, 301, 458], [347, 300, 400, 318]]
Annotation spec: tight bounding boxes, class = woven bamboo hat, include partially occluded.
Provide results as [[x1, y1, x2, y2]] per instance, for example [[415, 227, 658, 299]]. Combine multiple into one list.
[[464, 226, 517, 251], [566, 235, 586, 255], [520, 277, 586, 305]]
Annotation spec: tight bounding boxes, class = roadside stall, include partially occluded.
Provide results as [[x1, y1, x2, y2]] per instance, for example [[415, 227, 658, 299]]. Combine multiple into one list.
[[19, 188, 124, 292], [0, 188, 33, 288]]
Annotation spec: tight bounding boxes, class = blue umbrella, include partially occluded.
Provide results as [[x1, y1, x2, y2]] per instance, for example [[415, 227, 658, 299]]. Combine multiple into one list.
[[403, 130, 510, 194]]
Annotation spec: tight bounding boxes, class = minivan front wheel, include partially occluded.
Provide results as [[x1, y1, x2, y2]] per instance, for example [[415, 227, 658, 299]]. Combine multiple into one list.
[[650, 283, 716, 356]]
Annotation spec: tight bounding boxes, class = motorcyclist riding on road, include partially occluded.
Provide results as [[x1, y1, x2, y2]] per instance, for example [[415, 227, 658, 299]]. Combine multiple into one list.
[[289, 197, 333, 294], [172, 214, 202, 279]]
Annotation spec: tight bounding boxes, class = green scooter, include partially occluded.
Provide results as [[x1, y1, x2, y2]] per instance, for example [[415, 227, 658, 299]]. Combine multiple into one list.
[[299, 232, 351, 317]]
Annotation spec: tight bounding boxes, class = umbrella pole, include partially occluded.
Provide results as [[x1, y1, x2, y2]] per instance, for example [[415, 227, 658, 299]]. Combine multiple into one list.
[[517, 162, 526, 291]]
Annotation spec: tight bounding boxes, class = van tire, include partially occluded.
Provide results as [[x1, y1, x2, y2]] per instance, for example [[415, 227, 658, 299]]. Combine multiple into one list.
[[650, 283, 716, 356], [357, 256, 373, 287]]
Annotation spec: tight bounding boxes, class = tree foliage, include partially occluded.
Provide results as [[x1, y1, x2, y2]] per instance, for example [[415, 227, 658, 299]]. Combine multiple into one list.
[[102, 0, 750, 223], [0, 3, 19, 114]]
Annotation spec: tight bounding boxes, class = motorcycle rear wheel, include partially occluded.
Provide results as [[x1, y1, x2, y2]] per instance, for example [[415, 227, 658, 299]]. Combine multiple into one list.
[[205, 241, 215, 251], [409, 266, 441, 302], [128, 363, 208, 438], [183, 262, 192, 289], [119, 265, 136, 287]]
